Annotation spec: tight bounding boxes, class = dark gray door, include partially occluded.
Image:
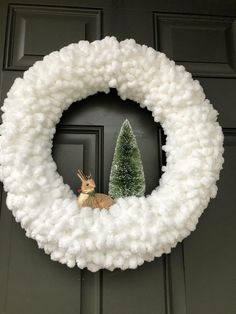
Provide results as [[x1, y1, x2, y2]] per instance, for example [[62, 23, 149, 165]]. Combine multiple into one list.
[[0, 1, 235, 314]]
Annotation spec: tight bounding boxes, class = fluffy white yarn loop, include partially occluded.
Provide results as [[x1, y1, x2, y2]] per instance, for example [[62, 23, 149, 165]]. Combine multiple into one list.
[[0, 37, 224, 271]]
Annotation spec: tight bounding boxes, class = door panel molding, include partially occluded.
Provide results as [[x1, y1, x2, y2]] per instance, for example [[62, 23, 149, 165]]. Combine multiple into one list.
[[53, 125, 104, 193], [154, 12, 236, 77], [4, 4, 102, 71]]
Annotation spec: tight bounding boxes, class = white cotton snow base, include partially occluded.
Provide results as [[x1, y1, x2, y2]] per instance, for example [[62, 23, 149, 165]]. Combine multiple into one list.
[[0, 37, 224, 272]]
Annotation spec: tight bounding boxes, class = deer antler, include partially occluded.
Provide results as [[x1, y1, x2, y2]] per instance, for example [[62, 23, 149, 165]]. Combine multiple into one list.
[[77, 169, 86, 181]]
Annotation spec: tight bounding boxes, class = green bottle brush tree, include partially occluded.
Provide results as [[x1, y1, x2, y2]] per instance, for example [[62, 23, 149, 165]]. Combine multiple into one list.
[[109, 119, 145, 199]]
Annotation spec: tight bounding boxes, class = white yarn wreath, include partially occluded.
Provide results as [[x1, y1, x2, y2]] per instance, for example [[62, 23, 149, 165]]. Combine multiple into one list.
[[0, 37, 224, 272]]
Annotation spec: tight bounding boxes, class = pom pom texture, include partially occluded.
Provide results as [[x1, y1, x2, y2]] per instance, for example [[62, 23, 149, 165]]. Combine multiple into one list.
[[0, 37, 224, 271]]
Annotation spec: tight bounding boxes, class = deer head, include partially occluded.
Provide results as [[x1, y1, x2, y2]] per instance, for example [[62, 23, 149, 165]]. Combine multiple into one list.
[[77, 169, 96, 194]]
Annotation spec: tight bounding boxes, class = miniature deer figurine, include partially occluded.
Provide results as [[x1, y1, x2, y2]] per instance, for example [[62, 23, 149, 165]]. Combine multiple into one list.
[[77, 170, 114, 209]]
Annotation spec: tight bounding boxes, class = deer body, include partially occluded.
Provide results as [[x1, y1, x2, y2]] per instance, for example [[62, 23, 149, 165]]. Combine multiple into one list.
[[78, 193, 89, 207], [77, 170, 114, 209]]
